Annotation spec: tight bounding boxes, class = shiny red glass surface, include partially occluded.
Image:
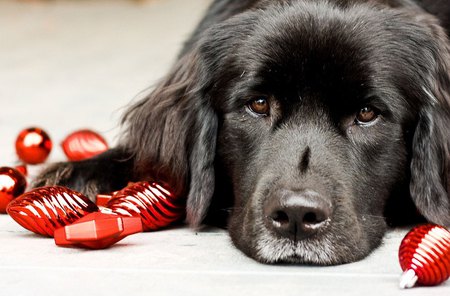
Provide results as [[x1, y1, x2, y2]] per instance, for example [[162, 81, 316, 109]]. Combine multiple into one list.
[[7, 186, 99, 237], [54, 212, 142, 249], [96, 193, 114, 207], [107, 181, 185, 231], [14, 165, 27, 177], [61, 129, 108, 161], [15, 127, 52, 164], [399, 224, 450, 286], [0, 167, 27, 213]]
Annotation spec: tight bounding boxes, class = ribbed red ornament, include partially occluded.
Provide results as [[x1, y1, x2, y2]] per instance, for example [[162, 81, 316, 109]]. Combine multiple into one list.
[[61, 129, 108, 161], [399, 224, 450, 288], [106, 181, 185, 231], [7, 186, 99, 237]]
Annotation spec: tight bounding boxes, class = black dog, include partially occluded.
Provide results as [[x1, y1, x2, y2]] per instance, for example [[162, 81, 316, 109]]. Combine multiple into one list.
[[34, 0, 450, 265]]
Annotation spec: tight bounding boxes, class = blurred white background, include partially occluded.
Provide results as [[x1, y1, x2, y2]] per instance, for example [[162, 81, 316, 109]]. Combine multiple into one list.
[[0, 0, 211, 165]]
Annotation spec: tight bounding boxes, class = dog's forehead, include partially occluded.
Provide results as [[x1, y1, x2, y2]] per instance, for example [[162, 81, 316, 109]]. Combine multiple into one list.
[[228, 3, 434, 104], [241, 5, 375, 60], [230, 7, 375, 104]]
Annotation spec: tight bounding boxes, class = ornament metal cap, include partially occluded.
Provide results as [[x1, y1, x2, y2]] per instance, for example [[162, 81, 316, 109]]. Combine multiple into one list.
[[399, 269, 419, 289]]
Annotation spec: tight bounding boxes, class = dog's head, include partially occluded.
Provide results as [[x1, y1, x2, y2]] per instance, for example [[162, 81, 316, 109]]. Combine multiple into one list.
[[122, 2, 450, 264]]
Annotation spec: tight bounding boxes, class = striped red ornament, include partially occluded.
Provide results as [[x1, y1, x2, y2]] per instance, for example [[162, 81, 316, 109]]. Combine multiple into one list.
[[106, 181, 185, 231], [61, 129, 108, 161], [399, 224, 450, 288], [7, 186, 99, 237]]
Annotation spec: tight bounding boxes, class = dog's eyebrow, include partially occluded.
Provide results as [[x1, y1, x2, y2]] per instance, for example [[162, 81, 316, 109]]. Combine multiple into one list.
[[361, 93, 383, 105]]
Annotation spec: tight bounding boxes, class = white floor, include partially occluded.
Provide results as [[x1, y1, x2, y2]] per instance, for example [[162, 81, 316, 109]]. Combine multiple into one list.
[[0, 1, 449, 295]]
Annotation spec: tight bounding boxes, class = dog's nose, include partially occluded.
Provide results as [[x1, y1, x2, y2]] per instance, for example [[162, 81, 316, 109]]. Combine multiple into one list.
[[264, 190, 332, 241]]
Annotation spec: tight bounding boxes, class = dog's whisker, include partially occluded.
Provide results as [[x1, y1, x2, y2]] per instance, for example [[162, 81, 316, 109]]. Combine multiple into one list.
[[359, 214, 387, 220]]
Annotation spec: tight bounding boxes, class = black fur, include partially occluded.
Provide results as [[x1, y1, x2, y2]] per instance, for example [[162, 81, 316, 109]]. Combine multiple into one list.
[[33, 0, 450, 265]]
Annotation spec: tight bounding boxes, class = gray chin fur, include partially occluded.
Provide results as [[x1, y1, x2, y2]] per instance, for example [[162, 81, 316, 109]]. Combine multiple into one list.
[[253, 232, 343, 265]]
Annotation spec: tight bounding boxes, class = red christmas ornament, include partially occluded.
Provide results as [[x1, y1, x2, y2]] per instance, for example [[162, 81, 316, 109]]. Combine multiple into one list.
[[7, 186, 99, 237], [95, 184, 133, 207], [14, 165, 28, 177], [61, 129, 108, 161], [54, 212, 143, 249], [106, 181, 185, 231], [399, 224, 450, 288], [0, 167, 27, 213], [96, 193, 115, 207], [15, 127, 52, 164]]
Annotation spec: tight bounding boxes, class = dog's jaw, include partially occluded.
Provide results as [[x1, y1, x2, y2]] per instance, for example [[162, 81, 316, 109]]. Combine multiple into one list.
[[227, 175, 387, 265]]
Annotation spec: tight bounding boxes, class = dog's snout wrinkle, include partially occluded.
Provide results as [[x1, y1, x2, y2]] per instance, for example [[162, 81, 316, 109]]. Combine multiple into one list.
[[264, 190, 331, 241], [299, 146, 311, 174]]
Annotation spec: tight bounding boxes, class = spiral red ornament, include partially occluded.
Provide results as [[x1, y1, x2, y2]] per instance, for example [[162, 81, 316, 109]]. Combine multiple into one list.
[[106, 181, 185, 231], [398, 224, 450, 288], [7, 186, 99, 237], [61, 129, 108, 161]]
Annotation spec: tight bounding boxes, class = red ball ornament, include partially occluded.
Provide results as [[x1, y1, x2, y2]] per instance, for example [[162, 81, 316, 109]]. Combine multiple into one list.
[[7, 186, 99, 237], [14, 165, 28, 177], [15, 127, 52, 164], [399, 224, 450, 288], [61, 129, 108, 161], [0, 167, 27, 213], [106, 181, 185, 231], [54, 212, 143, 249]]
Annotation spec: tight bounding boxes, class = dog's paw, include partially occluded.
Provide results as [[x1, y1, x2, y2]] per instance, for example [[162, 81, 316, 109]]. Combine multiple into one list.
[[31, 162, 100, 201]]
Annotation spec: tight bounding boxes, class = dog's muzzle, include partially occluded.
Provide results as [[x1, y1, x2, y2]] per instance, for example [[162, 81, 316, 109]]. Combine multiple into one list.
[[263, 189, 332, 241]]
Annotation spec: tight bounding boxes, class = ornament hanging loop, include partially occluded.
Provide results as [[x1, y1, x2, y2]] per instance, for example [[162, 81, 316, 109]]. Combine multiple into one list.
[[399, 269, 419, 289]]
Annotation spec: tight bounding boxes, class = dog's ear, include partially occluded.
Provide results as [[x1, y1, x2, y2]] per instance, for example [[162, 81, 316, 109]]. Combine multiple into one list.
[[121, 12, 258, 227], [410, 19, 450, 226], [410, 98, 450, 226], [121, 50, 217, 228]]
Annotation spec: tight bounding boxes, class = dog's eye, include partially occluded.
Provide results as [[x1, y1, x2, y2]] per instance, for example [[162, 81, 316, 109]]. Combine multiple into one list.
[[355, 107, 378, 125], [247, 97, 270, 116]]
